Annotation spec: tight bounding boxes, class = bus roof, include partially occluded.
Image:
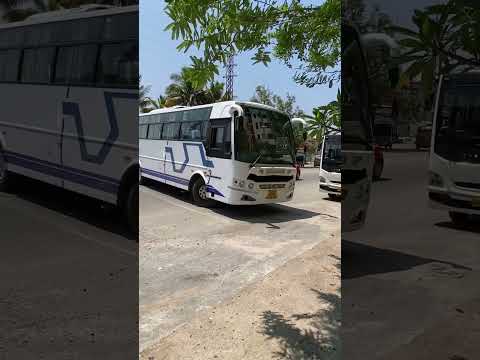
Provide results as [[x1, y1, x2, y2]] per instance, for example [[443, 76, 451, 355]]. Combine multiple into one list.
[[0, 4, 137, 30], [140, 101, 289, 117]]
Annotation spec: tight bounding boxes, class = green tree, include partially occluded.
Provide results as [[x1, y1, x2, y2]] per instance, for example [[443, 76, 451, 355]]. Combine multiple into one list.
[[304, 92, 340, 140], [165, 67, 226, 106], [250, 85, 304, 118], [146, 95, 168, 110], [139, 75, 152, 113], [165, 0, 340, 88]]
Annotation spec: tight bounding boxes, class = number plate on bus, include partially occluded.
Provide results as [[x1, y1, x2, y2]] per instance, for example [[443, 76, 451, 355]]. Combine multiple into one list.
[[266, 190, 278, 199]]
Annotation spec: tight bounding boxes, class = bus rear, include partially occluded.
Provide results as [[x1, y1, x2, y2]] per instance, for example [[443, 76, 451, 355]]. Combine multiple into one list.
[[429, 73, 480, 223]]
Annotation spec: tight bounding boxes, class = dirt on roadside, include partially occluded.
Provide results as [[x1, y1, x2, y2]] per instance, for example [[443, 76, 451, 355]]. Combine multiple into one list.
[[141, 230, 341, 360]]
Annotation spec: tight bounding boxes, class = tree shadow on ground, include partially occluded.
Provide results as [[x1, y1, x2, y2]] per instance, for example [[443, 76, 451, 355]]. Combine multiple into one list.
[[260, 289, 340, 359]]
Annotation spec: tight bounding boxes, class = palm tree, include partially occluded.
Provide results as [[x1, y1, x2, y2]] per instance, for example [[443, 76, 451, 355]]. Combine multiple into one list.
[[146, 95, 168, 110], [165, 68, 225, 106], [139, 75, 153, 113]]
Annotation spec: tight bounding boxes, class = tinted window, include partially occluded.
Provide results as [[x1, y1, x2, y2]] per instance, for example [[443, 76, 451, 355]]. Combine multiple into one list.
[[180, 121, 203, 141], [0, 50, 20, 82], [55, 45, 97, 85], [162, 122, 180, 140], [139, 124, 148, 139], [104, 13, 138, 40], [211, 127, 225, 148], [21, 47, 55, 83], [97, 41, 138, 87], [148, 124, 162, 140]]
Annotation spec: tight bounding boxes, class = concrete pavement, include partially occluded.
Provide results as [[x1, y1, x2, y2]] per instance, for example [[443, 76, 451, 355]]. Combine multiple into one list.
[[139, 167, 340, 353]]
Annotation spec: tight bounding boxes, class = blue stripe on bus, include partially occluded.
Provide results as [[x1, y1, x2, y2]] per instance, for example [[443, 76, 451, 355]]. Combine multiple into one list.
[[5, 151, 119, 194], [141, 167, 224, 197], [164, 143, 214, 173]]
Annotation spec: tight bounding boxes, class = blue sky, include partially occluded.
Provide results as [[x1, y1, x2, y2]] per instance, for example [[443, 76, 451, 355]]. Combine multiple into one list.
[[140, 0, 338, 115]]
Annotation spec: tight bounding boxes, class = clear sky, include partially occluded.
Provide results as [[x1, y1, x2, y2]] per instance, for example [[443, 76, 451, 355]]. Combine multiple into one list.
[[140, 0, 338, 116]]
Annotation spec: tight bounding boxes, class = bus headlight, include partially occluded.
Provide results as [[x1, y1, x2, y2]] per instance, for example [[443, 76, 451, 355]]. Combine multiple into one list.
[[429, 172, 444, 187], [248, 183, 254, 190], [239, 180, 245, 188]]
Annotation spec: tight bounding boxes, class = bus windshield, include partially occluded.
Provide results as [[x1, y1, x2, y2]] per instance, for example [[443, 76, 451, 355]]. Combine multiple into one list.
[[235, 106, 295, 165], [322, 134, 342, 173], [435, 78, 480, 162]]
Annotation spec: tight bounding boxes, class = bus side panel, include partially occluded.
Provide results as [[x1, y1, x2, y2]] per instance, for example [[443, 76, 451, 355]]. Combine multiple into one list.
[[0, 84, 63, 187], [140, 139, 166, 184], [60, 87, 138, 204], [163, 140, 208, 190]]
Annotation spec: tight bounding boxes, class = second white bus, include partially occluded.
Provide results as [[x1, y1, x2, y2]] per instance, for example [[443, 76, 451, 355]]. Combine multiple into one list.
[[139, 101, 298, 206]]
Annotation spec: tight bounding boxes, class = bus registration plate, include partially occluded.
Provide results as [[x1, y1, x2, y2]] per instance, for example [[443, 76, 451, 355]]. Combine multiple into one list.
[[266, 190, 278, 199]]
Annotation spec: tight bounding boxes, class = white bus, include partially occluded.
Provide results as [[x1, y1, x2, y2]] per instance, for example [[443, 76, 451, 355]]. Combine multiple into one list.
[[0, 5, 139, 231], [319, 130, 342, 199], [429, 73, 480, 224], [139, 101, 297, 206]]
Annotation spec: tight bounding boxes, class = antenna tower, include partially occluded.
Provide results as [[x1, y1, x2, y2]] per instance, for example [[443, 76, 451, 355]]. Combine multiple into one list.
[[224, 54, 237, 100]]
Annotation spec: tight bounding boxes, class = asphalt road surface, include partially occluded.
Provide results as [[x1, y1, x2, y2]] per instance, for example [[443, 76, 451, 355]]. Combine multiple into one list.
[[343, 144, 480, 360], [139, 166, 341, 353], [1, 175, 138, 360]]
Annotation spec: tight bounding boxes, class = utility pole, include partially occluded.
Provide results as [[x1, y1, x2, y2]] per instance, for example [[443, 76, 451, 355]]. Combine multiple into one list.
[[224, 54, 237, 101]]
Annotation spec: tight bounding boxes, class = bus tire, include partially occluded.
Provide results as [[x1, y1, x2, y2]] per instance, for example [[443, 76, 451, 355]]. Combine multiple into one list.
[[449, 211, 469, 226], [124, 181, 139, 235], [0, 147, 10, 192], [191, 177, 214, 207]]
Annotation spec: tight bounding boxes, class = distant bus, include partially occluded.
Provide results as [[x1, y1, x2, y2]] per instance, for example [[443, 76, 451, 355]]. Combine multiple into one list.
[[429, 73, 480, 224], [0, 5, 139, 231], [319, 131, 342, 199], [139, 101, 297, 206]]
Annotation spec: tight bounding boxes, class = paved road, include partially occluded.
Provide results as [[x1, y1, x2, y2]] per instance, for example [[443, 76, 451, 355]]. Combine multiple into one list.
[[343, 145, 480, 359], [0, 176, 138, 360], [139, 167, 340, 352]]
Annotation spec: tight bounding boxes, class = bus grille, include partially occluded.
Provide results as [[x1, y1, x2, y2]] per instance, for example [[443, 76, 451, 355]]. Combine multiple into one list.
[[247, 174, 294, 183]]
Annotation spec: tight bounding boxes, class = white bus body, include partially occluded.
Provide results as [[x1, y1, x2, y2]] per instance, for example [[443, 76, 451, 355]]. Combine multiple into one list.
[[319, 132, 342, 198], [139, 101, 297, 206], [0, 6, 139, 230], [429, 73, 480, 223]]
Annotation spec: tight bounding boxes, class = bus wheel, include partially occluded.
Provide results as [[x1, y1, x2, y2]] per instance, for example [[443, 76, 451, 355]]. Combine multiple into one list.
[[191, 177, 214, 207], [449, 211, 469, 226], [0, 148, 10, 192], [124, 181, 139, 234]]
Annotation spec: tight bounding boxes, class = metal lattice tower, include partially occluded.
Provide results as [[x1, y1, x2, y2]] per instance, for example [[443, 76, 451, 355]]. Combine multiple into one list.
[[224, 54, 237, 101]]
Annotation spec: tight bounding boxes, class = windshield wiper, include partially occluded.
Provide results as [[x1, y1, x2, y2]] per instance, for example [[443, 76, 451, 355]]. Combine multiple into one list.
[[249, 153, 263, 168]]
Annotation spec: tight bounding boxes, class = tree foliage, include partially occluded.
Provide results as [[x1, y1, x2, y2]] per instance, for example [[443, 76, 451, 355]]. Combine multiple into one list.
[[165, 0, 340, 88], [304, 90, 340, 140], [249, 85, 304, 118], [390, 0, 480, 103]]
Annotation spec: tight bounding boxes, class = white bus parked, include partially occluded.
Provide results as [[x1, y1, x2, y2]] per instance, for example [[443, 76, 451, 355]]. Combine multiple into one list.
[[429, 73, 480, 224], [139, 101, 297, 206], [319, 130, 342, 199], [0, 5, 139, 231]]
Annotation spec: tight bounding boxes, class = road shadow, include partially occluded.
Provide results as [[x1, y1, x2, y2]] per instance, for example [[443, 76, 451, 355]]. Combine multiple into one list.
[[435, 220, 480, 234], [143, 177, 336, 225], [342, 240, 471, 280], [260, 289, 340, 359], [5, 173, 136, 240]]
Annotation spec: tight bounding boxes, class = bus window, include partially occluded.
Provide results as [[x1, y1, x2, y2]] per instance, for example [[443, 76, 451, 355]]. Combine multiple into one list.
[[162, 122, 180, 140], [180, 121, 203, 141], [139, 124, 149, 139], [21, 47, 55, 84], [147, 124, 162, 140], [0, 50, 20, 82], [97, 41, 138, 87], [207, 119, 231, 159], [55, 45, 97, 85]]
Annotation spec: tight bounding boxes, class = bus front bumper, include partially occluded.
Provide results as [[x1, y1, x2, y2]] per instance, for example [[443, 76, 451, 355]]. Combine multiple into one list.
[[222, 185, 295, 205]]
